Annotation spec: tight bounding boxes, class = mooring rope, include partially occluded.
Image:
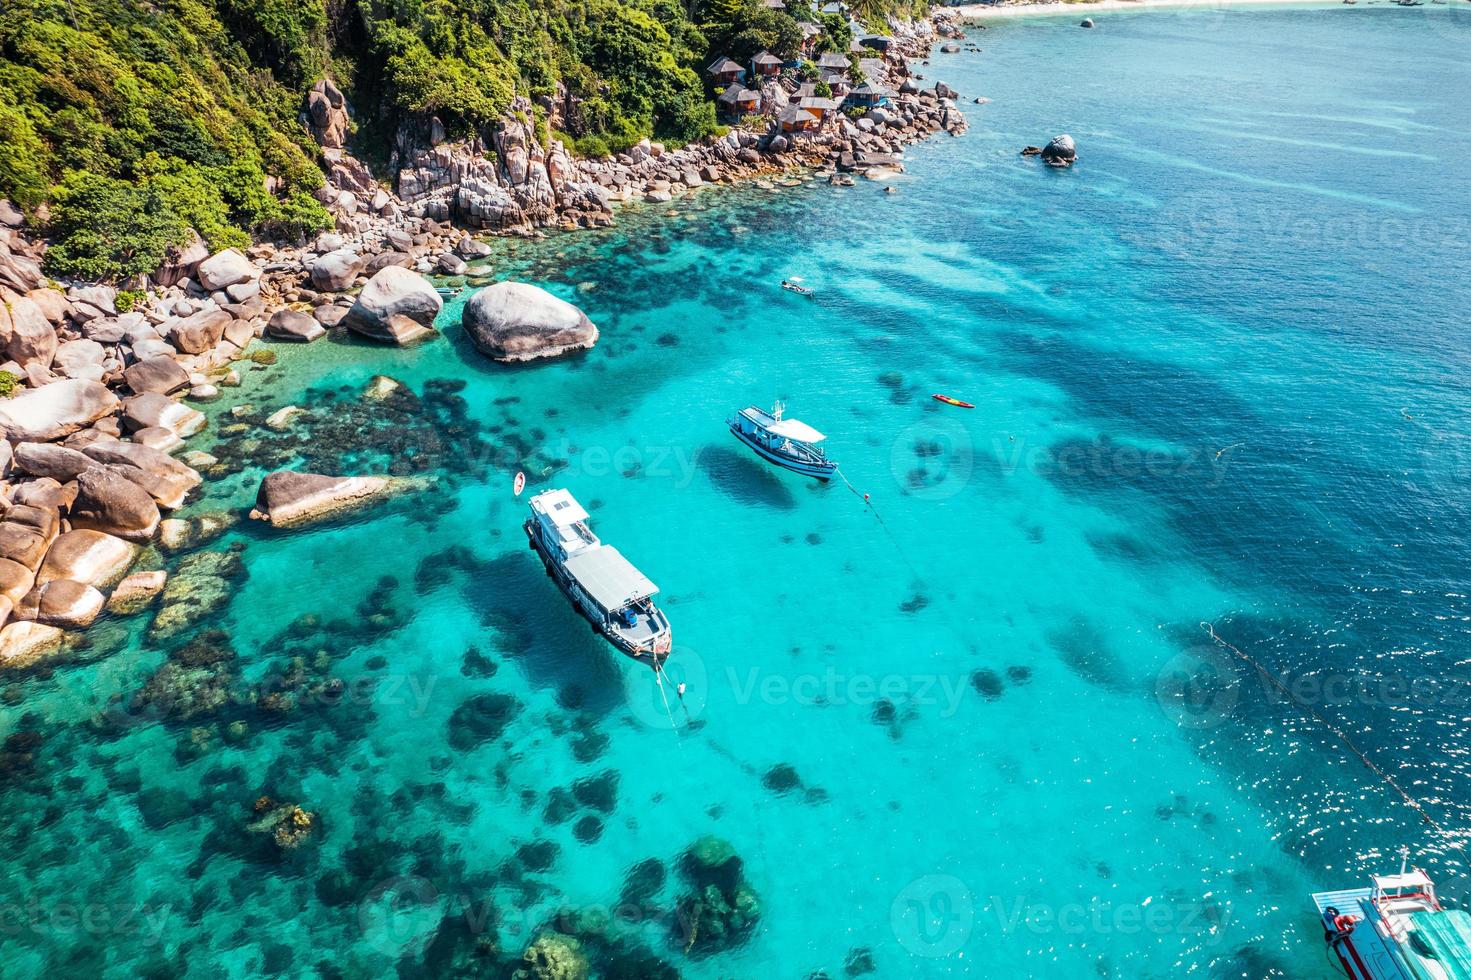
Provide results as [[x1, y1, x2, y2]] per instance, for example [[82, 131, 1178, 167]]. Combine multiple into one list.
[[1201, 622, 1460, 844], [834, 465, 930, 586], [653, 664, 685, 745]]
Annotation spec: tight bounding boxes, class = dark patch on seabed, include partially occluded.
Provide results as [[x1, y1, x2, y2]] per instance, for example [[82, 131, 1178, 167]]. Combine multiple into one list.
[[460, 549, 631, 717], [697, 444, 799, 510], [1047, 614, 1130, 693]]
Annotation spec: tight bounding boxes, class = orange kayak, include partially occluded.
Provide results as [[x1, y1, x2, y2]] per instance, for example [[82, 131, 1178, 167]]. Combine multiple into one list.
[[931, 394, 975, 409]]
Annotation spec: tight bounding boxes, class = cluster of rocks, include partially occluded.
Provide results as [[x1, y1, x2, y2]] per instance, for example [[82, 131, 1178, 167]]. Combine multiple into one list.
[[1021, 134, 1079, 168], [671, 835, 761, 955], [375, 14, 969, 232], [0, 203, 469, 669]]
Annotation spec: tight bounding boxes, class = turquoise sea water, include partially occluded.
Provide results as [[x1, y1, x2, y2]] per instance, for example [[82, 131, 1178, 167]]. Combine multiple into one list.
[[4, 6, 1471, 977]]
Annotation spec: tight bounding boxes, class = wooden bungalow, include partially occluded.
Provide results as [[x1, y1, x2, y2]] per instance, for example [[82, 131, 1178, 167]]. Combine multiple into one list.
[[761, 0, 786, 8], [797, 96, 838, 120], [797, 22, 823, 55], [707, 56, 744, 86], [859, 35, 894, 54], [777, 106, 820, 133], [717, 83, 762, 118], [845, 81, 889, 108], [819, 1, 846, 13], [819, 70, 850, 96], [816, 52, 850, 72], [751, 51, 784, 78]]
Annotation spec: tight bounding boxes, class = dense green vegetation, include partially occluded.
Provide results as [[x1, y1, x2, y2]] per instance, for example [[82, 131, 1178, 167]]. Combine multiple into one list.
[[0, 0, 926, 280]]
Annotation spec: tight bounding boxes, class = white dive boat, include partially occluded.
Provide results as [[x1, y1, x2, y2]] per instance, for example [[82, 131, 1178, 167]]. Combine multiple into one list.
[[727, 401, 837, 480], [1313, 850, 1471, 980], [524, 489, 672, 666]]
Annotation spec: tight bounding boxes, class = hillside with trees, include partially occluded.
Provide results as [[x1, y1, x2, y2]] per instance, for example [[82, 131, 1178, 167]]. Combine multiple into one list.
[[0, 0, 926, 280]]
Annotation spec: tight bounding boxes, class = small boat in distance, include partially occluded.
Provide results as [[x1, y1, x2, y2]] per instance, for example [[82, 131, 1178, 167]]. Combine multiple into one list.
[[781, 277, 813, 296], [524, 489, 672, 666], [435, 285, 463, 299], [932, 394, 975, 409], [728, 401, 838, 480], [1313, 849, 1471, 980]]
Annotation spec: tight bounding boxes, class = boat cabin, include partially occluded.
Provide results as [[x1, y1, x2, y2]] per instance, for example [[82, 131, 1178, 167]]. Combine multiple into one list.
[[718, 83, 762, 117], [706, 56, 744, 86], [530, 488, 598, 560], [778, 106, 820, 133], [751, 51, 783, 77]]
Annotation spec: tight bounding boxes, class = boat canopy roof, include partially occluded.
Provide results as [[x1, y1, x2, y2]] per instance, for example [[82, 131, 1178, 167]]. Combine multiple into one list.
[[767, 418, 825, 443], [531, 488, 588, 527], [564, 546, 658, 610], [1374, 870, 1434, 892]]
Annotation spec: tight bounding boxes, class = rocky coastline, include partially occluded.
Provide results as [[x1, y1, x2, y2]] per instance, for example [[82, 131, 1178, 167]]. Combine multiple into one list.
[[0, 12, 969, 670]]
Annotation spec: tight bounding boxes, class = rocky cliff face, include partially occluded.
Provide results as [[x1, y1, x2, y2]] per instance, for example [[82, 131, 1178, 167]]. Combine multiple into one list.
[[391, 98, 611, 233]]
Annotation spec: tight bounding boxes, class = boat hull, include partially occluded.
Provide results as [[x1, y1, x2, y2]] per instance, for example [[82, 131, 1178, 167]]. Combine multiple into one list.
[[524, 521, 671, 668], [728, 423, 837, 480]]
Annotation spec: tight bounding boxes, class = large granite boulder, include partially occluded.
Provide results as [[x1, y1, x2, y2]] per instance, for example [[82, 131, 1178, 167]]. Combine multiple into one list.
[[169, 309, 232, 354], [36, 529, 138, 588], [0, 621, 64, 670], [0, 521, 52, 569], [124, 355, 191, 395], [11, 478, 74, 513], [343, 267, 441, 345], [309, 248, 365, 291], [13, 442, 93, 482], [365, 251, 413, 274], [266, 309, 326, 343], [2, 292, 59, 368], [121, 393, 206, 438], [153, 230, 211, 288], [250, 471, 397, 528], [52, 339, 106, 382], [16, 579, 105, 629], [196, 249, 257, 291], [462, 283, 599, 363], [0, 379, 119, 442], [81, 441, 201, 509], [1040, 134, 1077, 167], [70, 467, 162, 542], [0, 558, 35, 604]]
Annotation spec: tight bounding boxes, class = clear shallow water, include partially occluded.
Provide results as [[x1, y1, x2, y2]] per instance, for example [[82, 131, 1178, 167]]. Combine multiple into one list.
[[4, 7, 1471, 978]]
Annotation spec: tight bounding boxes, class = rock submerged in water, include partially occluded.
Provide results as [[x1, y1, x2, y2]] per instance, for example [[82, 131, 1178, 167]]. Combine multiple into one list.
[[462, 282, 598, 363], [106, 570, 168, 615], [1040, 134, 1077, 167], [250, 470, 400, 528], [672, 835, 761, 955], [514, 931, 589, 980]]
